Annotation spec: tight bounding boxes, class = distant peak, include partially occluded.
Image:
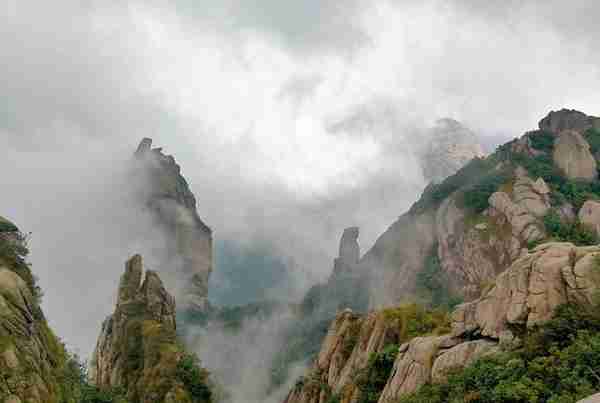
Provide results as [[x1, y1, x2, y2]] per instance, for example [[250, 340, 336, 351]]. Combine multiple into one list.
[[135, 137, 153, 155], [538, 109, 600, 134]]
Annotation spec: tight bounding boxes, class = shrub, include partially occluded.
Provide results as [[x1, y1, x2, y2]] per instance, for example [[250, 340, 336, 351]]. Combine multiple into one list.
[[396, 303, 600, 403], [382, 304, 451, 342], [584, 128, 600, 155], [356, 344, 399, 403], [543, 210, 598, 246], [416, 245, 462, 310], [528, 130, 555, 152], [460, 169, 511, 213], [176, 353, 213, 403]]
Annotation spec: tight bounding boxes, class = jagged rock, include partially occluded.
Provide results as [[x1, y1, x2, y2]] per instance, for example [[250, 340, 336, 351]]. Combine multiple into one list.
[[0, 225, 66, 403], [421, 119, 485, 183], [539, 109, 600, 134], [452, 242, 600, 339], [512, 173, 550, 218], [488, 191, 545, 246], [133, 138, 213, 312], [339, 227, 360, 265], [91, 254, 209, 403], [579, 200, 600, 236], [553, 130, 598, 180]]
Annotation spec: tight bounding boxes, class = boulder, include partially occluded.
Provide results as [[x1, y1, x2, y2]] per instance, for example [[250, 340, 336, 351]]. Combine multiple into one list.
[[579, 393, 600, 403], [578, 200, 600, 236], [553, 130, 597, 180]]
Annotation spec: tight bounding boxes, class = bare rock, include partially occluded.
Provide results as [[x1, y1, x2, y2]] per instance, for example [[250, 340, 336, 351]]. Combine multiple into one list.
[[133, 138, 213, 313], [339, 227, 360, 265], [579, 392, 600, 403], [91, 255, 205, 402], [539, 109, 600, 134], [431, 340, 499, 383], [421, 119, 485, 183], [452, 242, 600, 339], [553, 130, 597, 180], [579, 200, 600, 236], [489, 191, 545, 245], [512, 174, 551, 218]]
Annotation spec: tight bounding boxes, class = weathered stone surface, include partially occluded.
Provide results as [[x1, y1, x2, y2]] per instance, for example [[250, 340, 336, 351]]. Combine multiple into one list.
[[489, 191, 545, 245], [430, 340, 498, 383], [0, 230, 65, 403], [421, 118, 485, 183], [91, 254, 205, 403], [512, 174, 551, 218], [362, 212, 437, 308], [133, 138, 213, 312], [452, 242, 600, 339], [553, 130, 597, 180], [539, 109, 600, 134], [579, 200, 600, 236], [339, 227, 360, 265]]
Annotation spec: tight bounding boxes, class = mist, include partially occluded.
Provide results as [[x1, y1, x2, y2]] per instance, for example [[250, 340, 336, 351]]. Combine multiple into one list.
[[2, 0, 600, 400]]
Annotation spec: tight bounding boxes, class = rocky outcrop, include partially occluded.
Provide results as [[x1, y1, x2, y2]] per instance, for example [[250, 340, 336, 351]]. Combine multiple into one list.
[[539, 108, 600, 134], [421, 119, 484, 183], [452, 242, 600, 339], [579, 200, 600, 237], [133, 138, 213, 313], [286, 240, 600, 403], [361, 213, 437, 308], [0, 220, 67, 403], [579, 393, 600, 403], [91, 254, 212, 403], [553, 130, 598, 180]]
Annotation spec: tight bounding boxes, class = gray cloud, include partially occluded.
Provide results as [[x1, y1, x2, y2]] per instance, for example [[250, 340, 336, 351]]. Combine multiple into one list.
[[2, 0, 600, 393]]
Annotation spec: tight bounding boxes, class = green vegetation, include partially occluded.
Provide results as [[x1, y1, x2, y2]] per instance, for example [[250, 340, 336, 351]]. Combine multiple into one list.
[[584, 128, 600, 155], [382, 304, 451, 342], [460, 169, 511, 213], [543, 209, 598, 246], [410, 157, 498, 213], [396, 303, 600, 403], [416, 245, 462, 310], [176, 353, 213, 403], [0, 216, 18, 232], [355, 344, 399, 403], [528, 130, 555, 152]]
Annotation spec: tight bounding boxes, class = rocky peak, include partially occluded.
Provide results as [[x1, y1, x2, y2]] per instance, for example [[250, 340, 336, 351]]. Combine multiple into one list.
[[421, 118, 485, 183], [552, 129, 598, 180], [91, 255, 209, 402], [339, 227, 360, 264], [538, 108, 600, 134], [132, 138, 213, 313]]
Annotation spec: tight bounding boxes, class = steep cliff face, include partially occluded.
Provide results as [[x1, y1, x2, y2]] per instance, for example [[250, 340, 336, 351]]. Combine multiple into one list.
[[285, 242, 600, 403], [91, 254, 213, 403], [0, 218, 70, 403], [357, 109, 600, 307], [133, 138, 213, 313]]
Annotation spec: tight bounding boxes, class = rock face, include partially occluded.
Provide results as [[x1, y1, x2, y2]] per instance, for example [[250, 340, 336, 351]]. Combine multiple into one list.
[[453, 242, 600, 339], [553, 130, 598, 180], [0, 220, 67, 403], [421, 119, 485, 183], [91, 255, 211, 403], [579, 393, 600, 403], [579, 200, 600, 236], [539, 108, 600, 134], [133, 138, 213, 312], [285, 241, 600, 403]]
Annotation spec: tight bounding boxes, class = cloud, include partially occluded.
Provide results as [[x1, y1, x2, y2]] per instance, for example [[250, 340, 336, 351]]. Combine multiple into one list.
[[1, 0, 600, 375]]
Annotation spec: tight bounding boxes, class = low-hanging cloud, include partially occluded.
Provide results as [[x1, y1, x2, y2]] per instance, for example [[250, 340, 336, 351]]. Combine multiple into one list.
[[2, 0, 600, 382]]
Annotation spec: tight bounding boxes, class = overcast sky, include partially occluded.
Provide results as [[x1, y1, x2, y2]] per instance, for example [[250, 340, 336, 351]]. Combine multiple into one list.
[[1, 0, 600, 356]]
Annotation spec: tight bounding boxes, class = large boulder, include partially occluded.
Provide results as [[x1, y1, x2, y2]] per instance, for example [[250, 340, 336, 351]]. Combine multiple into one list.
[[579, 200, 600, 236], [553, 130, 598, 180]]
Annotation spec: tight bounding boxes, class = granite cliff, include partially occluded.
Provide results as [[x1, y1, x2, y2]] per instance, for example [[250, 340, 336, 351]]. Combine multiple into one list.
[[91, 254, 213, 403], [132, 138, 213, 313], [284, 109, 600, 403]]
